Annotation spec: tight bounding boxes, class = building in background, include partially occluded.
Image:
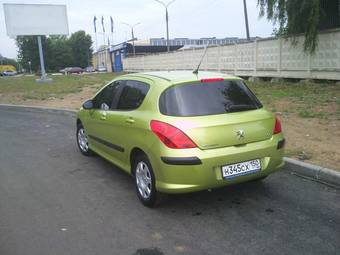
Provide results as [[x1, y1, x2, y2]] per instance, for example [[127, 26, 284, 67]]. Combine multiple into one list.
[[113, 41, 182, 56], [150, 37, 247, 47], [93, 39, 183, 73], [92, 46, 112, 72]]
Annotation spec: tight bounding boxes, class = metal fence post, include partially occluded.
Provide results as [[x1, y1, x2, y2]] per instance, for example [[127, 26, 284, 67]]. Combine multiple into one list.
[[278, 37, 282, 76], [192, 48, 195, 70], [142, 55, 145, 72], [234, 43, 237, 75], [217, 45, 221, 72], [308, 52, 312, 78], [204, 46, 208, 71], [254, 39, 257, 76]]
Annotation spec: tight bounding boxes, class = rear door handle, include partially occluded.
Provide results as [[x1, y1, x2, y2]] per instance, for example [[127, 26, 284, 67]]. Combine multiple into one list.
[[100, 112, 107, 120], [125, 117, 135, 124]]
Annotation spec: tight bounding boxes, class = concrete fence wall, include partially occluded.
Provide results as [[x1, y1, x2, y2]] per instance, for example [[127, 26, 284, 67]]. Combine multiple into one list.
[[123, 29, 340, 80]]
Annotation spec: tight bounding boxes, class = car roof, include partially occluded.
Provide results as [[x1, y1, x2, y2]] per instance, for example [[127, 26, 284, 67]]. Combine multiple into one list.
[[123, 71, 242, 85]]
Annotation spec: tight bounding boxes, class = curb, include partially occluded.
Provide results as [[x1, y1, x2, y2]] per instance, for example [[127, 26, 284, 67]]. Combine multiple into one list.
[[1, 104, 339, 187], [284, 157, 340, 187], [0, 104, 77, 115]]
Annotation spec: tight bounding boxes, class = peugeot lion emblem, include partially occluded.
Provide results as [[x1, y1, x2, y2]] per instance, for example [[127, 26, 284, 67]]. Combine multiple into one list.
[[236, 130, 245, 140]]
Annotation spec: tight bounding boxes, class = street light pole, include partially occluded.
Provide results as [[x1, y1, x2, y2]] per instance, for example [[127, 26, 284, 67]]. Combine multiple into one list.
[[154, 0, 177, 53], [243, 0, 250, 41], [165, 8, 170, 52], [122, 22, 141, 56]]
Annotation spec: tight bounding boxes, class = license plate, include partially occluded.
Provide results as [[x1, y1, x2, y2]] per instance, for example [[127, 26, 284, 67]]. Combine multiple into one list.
[[221, 159, 261, 179]]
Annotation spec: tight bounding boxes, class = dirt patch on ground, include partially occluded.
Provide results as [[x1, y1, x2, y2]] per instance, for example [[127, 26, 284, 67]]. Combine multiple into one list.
[[282, 114, 340, 169], [267, 98, 340, 170], [10, 86, 98, 110]]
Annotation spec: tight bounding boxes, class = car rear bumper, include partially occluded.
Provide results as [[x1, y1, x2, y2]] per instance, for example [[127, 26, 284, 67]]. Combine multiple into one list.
[[150, 134, 285, 194]]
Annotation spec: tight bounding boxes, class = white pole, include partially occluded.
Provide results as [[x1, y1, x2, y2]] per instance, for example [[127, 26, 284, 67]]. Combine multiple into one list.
[[37, 36, 46, 79], [36, 36, 51, 82]]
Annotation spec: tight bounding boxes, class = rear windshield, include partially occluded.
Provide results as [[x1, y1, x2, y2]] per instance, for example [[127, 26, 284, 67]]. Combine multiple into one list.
[[159, 80, 262, 117]]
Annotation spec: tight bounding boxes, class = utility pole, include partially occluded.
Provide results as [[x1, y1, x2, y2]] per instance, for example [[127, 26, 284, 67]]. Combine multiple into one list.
[[122, 22, 141, 56], [243, 0, 250, 41], [165, 7, 170, 52], [154, 0, 177, 53], [131, 28, 135, 56]]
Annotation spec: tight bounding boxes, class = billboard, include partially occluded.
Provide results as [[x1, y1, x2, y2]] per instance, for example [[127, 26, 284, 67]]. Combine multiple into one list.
[[3, 3, 69, 37]]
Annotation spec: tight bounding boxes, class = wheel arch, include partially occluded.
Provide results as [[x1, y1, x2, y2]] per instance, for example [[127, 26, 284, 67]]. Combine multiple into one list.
[[130, 147, 147, 176], [76, 118, 82, 127]]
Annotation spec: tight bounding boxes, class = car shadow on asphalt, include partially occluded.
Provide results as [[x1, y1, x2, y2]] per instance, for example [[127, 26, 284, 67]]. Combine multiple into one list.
[[160, 180, 277, 213]]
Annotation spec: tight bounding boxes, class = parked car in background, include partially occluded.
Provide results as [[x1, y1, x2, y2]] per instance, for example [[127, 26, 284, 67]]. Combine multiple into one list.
[[96, 66, 107, 72], [84, 66, 95, 72], [2, 70, 17, 76], [59, 67, 83, 74], [76, 71, 285, 207]]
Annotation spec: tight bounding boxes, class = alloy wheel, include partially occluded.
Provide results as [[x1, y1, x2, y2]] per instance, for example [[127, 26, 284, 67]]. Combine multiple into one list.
[[77, 128, 89, 152], [135, 161, 152, 199]]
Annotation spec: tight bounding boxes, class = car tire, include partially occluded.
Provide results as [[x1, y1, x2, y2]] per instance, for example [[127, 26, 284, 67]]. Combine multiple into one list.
[[76, 123, 93, 156], [133, 154, 162, 207]]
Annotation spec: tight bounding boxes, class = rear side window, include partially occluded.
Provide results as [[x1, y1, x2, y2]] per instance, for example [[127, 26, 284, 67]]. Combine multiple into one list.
[[159, 80, 262, 116], [117, 80, 150, 110]]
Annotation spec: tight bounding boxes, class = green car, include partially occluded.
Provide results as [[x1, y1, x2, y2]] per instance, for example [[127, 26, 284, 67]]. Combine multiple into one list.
[[76, 71, 285, 207]]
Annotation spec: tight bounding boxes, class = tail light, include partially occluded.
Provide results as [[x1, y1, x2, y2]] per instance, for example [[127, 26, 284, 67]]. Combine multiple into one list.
[[150, 120, 197, 149], [273, 117, 282, 134]]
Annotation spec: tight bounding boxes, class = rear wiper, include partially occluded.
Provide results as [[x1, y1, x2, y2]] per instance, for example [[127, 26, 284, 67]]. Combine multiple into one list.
[[228, 104, 257, 112]]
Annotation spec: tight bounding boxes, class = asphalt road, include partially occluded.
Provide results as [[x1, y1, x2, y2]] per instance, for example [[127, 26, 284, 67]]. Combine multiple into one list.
[[0, 106, 339, 255]]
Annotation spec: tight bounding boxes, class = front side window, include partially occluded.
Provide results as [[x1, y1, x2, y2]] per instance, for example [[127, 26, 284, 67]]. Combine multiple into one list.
[[117, 80, 150, 110], [159, 80, 262, 117], [93, 81, 123, 110]]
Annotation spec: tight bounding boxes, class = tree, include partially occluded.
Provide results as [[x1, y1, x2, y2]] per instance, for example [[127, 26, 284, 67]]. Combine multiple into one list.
[[68, 31, 93, 68], [16, 30, 93, 72], [16, 36, 43, 72], [258, 0, 340, 53], [48, 36, 73, 71]]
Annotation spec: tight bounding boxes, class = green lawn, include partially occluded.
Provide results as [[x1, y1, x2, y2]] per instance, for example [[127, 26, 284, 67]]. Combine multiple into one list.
[[246, 80, 340, 120], [1, 74, 339, 120], [0, 73, 121, 101]]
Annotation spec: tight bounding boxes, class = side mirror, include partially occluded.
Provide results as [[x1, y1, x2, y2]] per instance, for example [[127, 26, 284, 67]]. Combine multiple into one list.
[[82, 99, 94, 110]]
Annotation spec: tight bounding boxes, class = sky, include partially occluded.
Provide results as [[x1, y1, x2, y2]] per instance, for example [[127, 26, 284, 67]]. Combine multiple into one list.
[[0, 0, 275, 59]]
